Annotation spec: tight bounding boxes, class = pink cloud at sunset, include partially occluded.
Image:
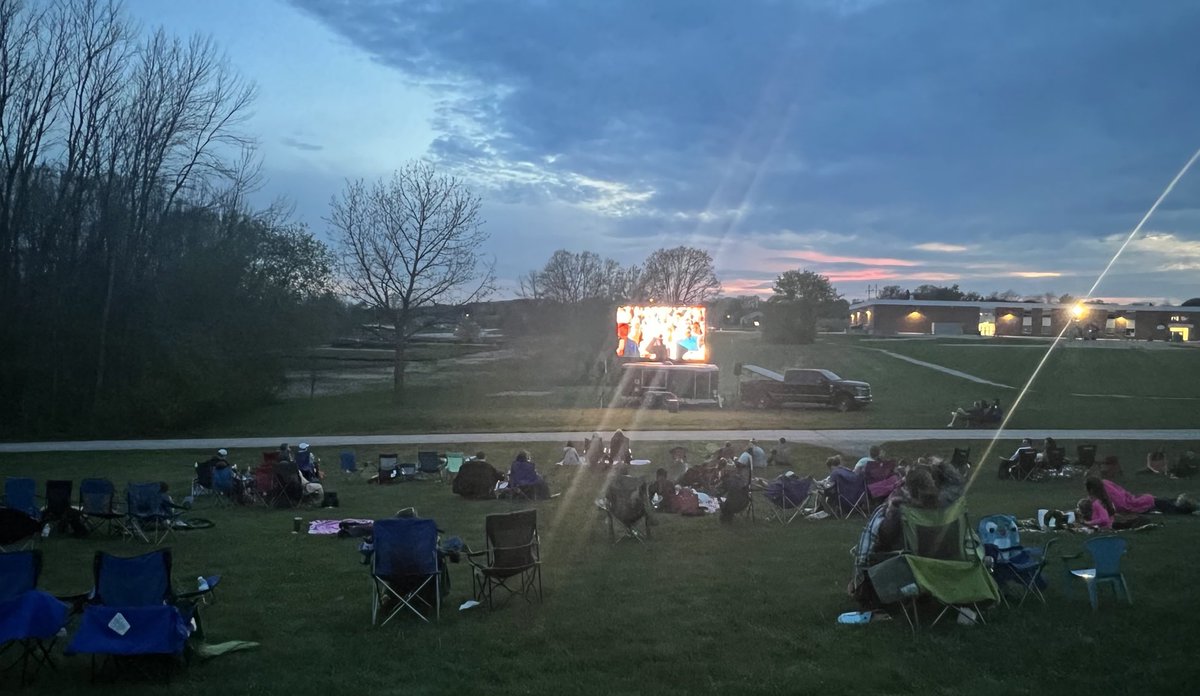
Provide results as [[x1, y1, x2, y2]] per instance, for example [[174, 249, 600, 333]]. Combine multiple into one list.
[[785, 250, 921, 267]]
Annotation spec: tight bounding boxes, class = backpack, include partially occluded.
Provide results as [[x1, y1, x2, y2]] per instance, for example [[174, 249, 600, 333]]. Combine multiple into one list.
[[673, 487, 703, 516]]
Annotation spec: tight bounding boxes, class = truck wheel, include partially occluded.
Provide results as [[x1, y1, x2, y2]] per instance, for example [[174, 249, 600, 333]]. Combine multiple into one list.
[[835, 394, 853, 412]]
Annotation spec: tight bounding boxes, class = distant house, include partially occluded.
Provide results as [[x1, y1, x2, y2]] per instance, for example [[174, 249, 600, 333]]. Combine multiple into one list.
[[848, 299, 1200, 342]]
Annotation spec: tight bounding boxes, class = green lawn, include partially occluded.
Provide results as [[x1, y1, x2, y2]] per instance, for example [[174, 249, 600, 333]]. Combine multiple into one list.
[[3, 438, 1199, 694]]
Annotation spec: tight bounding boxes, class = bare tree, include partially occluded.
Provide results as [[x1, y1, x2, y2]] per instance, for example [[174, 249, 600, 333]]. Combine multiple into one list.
[[640, 245, 721, 304], [330, 161, 493, 395], [517, 268, 541, 300], [529, 249, 628, 304]]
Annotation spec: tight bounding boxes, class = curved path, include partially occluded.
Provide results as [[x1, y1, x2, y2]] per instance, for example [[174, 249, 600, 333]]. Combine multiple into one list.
[[1, 429, 1196, 454]]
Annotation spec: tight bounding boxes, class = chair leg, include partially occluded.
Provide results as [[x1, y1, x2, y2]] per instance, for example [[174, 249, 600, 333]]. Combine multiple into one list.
[[1120, 577, 1132, 605], [1087, 581, 1099, 610]]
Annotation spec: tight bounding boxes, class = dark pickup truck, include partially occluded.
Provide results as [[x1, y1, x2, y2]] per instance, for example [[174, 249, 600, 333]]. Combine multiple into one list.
[[737, 365, 872, 412]]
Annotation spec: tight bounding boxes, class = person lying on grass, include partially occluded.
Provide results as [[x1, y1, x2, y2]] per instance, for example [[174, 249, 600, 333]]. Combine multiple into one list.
[[1084, 476, 1195, 516]]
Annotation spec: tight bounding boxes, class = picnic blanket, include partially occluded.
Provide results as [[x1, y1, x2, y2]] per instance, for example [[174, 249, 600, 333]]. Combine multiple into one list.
[[1016, 518, 1163, 535], [308, 519, 372, 535]]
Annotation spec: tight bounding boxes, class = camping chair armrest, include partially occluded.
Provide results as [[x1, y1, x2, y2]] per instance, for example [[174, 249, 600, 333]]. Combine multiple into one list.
[[54, 592, 92, 616]]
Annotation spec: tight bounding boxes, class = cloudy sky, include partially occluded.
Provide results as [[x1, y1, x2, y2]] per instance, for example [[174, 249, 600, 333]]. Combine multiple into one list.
[[127, 0, 1200, 302]]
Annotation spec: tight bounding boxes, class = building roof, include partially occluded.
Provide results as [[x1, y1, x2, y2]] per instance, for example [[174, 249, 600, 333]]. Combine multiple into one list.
[[848, 298, 1200, 314]]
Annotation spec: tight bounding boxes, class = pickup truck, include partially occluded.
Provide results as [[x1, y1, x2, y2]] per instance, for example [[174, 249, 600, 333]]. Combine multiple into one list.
[[737, 365, 872, 412]]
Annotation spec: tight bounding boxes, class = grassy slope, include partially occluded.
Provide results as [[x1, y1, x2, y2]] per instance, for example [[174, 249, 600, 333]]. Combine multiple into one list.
[[4, 437, 1199, 694]]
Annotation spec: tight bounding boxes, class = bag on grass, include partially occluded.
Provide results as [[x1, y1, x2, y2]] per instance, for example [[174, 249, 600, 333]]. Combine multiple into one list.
[[673, 488, 703, 516]]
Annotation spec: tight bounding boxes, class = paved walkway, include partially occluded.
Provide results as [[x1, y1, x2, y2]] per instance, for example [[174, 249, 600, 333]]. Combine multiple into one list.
[[867, 348, 1015, 389], [2, 429, 1196, 454]]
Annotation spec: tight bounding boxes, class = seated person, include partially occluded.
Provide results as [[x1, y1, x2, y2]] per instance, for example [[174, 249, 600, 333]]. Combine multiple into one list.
[[508, 450, 551, 500], [648, 468, 675, 510], [854, 445, 883, 474], [748, 439, 767, 469], [928, 457, 965, 508], [1076, 495, 1113, 530], [1169, 451, 1199, 479], [947, 400, 985, 428], [998, 438, 1037, 478], [158, 482, 190, 515], [296, 443, 323, 482], [768, 438, 792, 467], [1035, 437, 1060, 467], [608, 429, 632, 465], [983, 399, 1003, 423], [559, 441, 582, 466], [710, 441, 736, 465], [277, 442, 294, 464], [452, 451, 504, 500], [1144, 449, 1167, 475], [717, 460, 750, 523], [874, 467, 940, 553]]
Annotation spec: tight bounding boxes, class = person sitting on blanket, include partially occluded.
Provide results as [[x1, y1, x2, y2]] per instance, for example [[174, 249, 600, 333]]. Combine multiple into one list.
[[508, 450, 551, 500], [649, 468, 676, 510], [585, 435, 605, 466], [608, 430, 632, 465], [559, 441, 583, 466], [1076, 495, 1113, 530], [717, 459, 751, 523], [452, 451, 504, 500], [873, 467, 940, 553], [1085, 476, 1195, 516], [768, 438, 793, 467]]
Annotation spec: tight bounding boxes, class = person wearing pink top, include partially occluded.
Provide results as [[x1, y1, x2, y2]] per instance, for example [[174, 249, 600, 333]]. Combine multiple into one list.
[[1086, 477, 1196, 516], [1076, 496, 1113, 529]]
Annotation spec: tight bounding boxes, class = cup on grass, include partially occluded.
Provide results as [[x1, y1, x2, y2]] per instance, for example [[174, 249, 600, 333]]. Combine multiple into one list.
[[293, 516, 302, 534]]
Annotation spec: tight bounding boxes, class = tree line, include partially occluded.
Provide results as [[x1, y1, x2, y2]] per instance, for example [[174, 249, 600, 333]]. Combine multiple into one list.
[[875, 284, 1076, 304], [0, 0, 336, 437]]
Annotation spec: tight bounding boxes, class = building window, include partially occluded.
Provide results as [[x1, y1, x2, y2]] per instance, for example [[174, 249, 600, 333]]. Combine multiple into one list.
[[1042, 316, 1051, 328], [1022, 314, 1032, 335]]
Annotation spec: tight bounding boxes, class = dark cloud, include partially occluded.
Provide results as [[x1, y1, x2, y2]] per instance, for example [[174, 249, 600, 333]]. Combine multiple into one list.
[[280, 135, 324, 152], [289, 0, 1200, 297]]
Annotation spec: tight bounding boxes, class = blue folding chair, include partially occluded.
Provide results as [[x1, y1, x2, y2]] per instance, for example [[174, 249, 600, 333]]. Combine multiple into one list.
[[3, 478, 39, 520], [211, 468, 234, 507], [339, 451, 357, 475], [1062, 536, 1131, 610], [762, 474, 814, 524], [825, 469, 869, 519], [370, 518, 441, 625], [66, 550, 216, 681], [125, 483, 179, 545], [0, 550, 69, 685], [978, 514, 1057, 605], [79, 478, 123, 537]]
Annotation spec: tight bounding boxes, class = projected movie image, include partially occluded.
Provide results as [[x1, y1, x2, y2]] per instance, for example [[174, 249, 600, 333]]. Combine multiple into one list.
[[615, 305, 707, 362]]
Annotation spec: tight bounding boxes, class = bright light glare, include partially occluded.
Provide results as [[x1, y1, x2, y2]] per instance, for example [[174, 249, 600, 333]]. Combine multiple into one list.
[[1071, 304, 1085, 319]]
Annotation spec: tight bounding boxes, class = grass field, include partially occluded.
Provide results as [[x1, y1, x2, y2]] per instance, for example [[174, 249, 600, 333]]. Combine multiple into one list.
[[4, 437, 1199, 694], [167, 332, 1200, 439]]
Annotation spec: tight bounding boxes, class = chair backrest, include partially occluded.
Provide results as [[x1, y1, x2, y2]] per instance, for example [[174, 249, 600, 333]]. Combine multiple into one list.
[[372, 518, 439, 577], [275, 461, 303, 498], [80, 478, 115, 514], [4, 476, 38, 518], [1017, 449, 1037, 470], [445, 452, 465, 474], [212, 467, 234, 493], [94, 550, 172, 606], [0, 549, 41, 602], [379, 454, 398, 474], [254, 462, 276, 492], [194, 460, 215, 488], [863, 459, 896, 483], [1085, 536, 1127, 578], [900, 498, 972, 561], [831, 468, 866, 511], [485, 509, 539, 571], [126, 482, 165, 519], [766, 475, 813, 508], [976, 514, 1021, 553], [417, 451, 441, 474], [340, 451, 356, 473], [1077, 444, 1097, 468], [261, 451, 280, 467], [399, 461, 417, 476], [44, 480, 73, 518], [1047, 446, 1067, 468], [951, 447, 971, 468]]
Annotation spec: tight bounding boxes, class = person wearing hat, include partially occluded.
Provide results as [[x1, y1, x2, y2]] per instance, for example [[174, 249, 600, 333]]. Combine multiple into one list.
[[214, 448, 231, 470], [294, 442, 324, 502]]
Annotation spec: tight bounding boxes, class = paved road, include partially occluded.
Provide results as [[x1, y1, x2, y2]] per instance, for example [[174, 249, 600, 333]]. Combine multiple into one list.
[[1, 429, 1197, 454]]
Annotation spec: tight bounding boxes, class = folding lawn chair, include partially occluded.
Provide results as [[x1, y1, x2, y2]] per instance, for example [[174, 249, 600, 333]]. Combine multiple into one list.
[[950, 447, 972, 473], [191, 460, 216, 500], [977, 514, 1058, 606], [762, 474, 814, 524], [79, 478, 123, 537], [1010, 450, 1039, 481], [416, 451, 443, 482], [210, 468, 233, 507], [825, 468, 869, 519], [1043, 446, 1067, 471], [272, 462, 306, 508], [1076, 444, 1097, 471], [398, 461, 418, 482], [468, 509, 542, 609], [444, 452, 465, 481], [252, 462, 277, 506], [125, 483, 180, 545], [339, 451, 358, 476], [65, 549, 216, 682], [0, 550, 70, 686], [377, 454, 399, 484], [867, 498, 1000, 631], [603, 475, 651, 543], [0, 509, 41, 552], [43, 481, 73, 526], [1061, 536, 1131, 610], [3, 478, 39, 520], [863, 460, 902, 509], [370, 518, 442, 625]]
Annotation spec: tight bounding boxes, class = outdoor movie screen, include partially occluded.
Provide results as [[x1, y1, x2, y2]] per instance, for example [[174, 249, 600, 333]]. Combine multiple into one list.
[[615, 305, 707, 363]]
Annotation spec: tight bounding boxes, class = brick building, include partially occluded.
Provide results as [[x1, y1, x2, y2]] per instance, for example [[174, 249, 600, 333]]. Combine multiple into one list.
[[848, 299, 1200, 341]]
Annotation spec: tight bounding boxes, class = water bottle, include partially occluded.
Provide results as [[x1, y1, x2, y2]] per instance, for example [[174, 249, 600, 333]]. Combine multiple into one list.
[[197, 576, 209, 592]]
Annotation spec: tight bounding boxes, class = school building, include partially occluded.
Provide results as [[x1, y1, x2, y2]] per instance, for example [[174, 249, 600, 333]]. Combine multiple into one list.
[[848, 299, 1200, 342]]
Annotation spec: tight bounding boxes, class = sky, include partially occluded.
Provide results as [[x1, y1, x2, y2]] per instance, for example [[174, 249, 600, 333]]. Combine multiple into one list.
[[125, 0, 1200, 303]]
